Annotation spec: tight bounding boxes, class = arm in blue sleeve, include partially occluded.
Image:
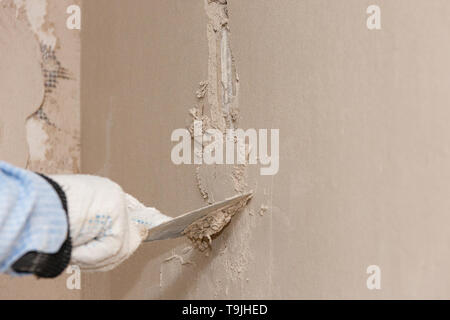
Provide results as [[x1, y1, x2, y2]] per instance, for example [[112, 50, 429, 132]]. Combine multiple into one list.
[[0, 161, 68, 276]]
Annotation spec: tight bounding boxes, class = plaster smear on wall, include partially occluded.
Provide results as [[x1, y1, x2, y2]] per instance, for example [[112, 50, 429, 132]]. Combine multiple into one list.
[[159, 1, 260, 295], [185, 0, 255, 252], [3, 0, 80, 173]]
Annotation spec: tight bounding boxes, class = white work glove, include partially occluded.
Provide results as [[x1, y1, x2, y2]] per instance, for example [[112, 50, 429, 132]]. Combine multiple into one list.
[[49, 175, 171, 272]]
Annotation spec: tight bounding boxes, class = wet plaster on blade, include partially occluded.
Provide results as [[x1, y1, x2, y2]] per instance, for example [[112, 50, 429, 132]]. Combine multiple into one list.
[[6, 0, 80, 173], [183, 194, 253, 252]]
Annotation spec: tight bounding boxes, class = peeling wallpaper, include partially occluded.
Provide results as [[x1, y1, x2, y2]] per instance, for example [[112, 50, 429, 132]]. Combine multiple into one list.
[[0, 6, 43, 167], [1, 0, 80, 174], [0, 0, 80, 299]]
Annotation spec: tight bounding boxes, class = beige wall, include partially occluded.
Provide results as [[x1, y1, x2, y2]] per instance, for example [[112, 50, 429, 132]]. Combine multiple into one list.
[[8, 0, 450, 300], [0, 0, 80, 299], [81, 0, 209, 299], [80, 0, 450, 299]]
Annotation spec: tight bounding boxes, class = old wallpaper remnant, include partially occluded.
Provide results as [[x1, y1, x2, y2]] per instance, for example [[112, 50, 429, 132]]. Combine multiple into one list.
[[0, 0, 80, 299], [0, 6, 44, 167], [2, 0, 81, 173]]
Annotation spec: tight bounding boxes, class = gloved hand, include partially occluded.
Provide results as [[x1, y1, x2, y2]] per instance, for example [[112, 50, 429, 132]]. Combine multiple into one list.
[[49, 175, 171, 272]]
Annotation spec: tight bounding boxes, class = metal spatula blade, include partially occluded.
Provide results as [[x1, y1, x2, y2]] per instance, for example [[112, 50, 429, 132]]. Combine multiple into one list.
[[144, 192, 252, 242]]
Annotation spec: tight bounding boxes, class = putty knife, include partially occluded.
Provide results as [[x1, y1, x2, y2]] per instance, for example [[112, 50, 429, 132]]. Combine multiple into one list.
[[144, 192, 252, 242]]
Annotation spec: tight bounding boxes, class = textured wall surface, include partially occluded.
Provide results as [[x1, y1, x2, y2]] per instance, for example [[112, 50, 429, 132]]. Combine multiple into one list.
[[81, 0, 450, 299], [0, 0, 80, 299]]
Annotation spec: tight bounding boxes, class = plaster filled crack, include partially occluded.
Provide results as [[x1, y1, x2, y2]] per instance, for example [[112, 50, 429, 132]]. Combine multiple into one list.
[[183, 0, 254, 252]]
